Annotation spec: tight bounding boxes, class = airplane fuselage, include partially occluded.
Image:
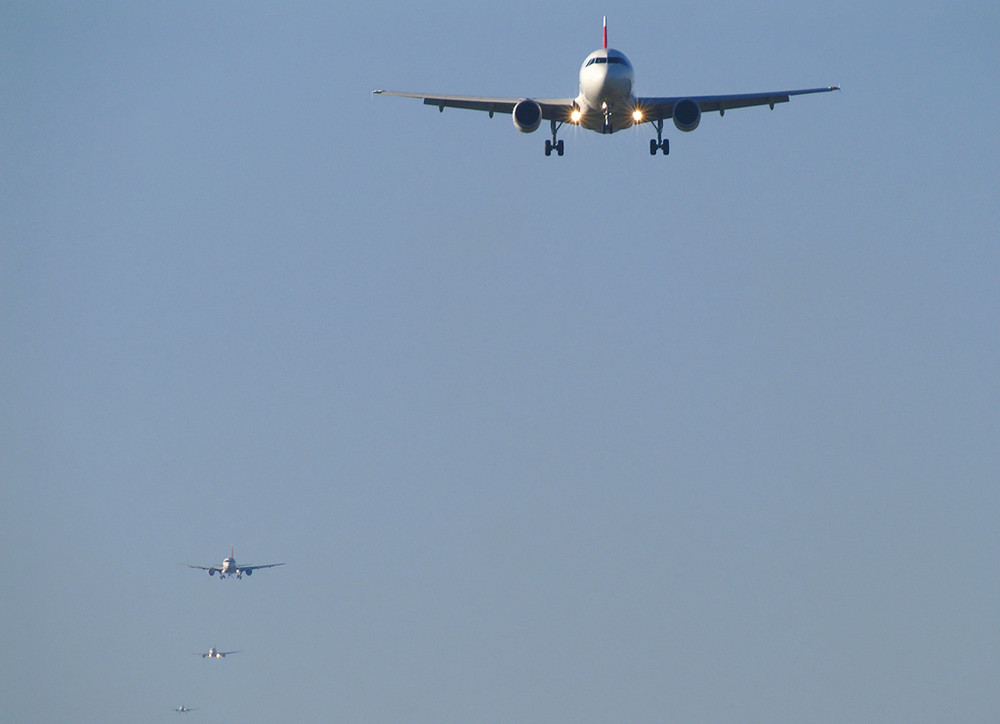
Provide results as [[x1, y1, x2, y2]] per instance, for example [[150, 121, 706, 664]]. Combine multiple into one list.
[[575, 48, 636, 133]]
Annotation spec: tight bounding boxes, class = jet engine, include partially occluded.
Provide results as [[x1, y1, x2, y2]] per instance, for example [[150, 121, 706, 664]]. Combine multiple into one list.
[[244, 568, 252, 576], [208, 569, 215, 576], [512, 99, 543, 133], [672, 98, 701, 132]]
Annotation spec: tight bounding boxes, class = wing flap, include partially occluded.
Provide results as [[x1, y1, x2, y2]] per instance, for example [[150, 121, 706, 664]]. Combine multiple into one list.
[[639, 86, 839, 121], [242, 562, 285, 571], [374, 91, 575, 121]]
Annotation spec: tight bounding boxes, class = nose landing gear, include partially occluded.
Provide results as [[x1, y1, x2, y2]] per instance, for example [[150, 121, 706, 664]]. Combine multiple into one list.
[[601, 101, 614, 134]]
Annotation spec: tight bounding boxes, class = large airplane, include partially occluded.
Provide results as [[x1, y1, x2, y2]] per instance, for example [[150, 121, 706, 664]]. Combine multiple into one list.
[[186, 546, 284, 580], [192, 647, 240, 659], [374, 17, 838, 156], [174, 705, 197, 713]]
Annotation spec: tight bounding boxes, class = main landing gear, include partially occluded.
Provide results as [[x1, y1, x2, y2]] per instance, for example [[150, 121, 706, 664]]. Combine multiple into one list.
[[650, 119, 669, 156], [545, 119, 564, 156]]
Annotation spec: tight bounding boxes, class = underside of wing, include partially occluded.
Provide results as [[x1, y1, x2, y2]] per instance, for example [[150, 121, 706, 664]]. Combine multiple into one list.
[[373, 91, 575, 121], [186, 565, 219, 572], [242, 563, 285, 571], [638, 86, 839, 121]]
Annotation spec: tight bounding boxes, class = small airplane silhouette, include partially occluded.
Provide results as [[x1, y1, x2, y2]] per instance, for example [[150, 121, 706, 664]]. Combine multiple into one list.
[[174, 705, 197, 713], [192, 647, 240, 659], [186, 546, 284, 579]]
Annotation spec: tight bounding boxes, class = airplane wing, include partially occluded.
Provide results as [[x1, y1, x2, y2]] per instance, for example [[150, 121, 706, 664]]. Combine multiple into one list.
[[186, 564, 222, 573], [638, 86, 839, 120], [372, 91, 575, 120], [219, 650, 241, 656], [241, 562, 285, 572]]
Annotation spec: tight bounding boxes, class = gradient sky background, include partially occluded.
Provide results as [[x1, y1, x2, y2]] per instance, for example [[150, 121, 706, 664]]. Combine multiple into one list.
[[3, 1, 998, 722]]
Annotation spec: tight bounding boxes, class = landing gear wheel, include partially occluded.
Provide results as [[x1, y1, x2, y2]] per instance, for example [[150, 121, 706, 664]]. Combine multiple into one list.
[[650, 119, 669, 157], [546, 119, 565, 157]]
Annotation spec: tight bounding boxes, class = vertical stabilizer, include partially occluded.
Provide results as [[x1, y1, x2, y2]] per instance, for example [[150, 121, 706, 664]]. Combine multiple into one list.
[[603, 16, 607, 48]]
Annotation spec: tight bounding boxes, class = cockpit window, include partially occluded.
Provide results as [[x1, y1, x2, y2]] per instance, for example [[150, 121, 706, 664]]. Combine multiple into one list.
[[586, 56, 631, 67]]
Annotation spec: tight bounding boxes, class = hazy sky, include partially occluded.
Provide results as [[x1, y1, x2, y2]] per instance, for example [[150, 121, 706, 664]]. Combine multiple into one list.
[[3, 2, 998, 722]]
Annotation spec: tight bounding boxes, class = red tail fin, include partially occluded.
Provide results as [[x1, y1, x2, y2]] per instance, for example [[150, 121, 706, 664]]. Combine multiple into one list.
[[603, 16, 607, 48]]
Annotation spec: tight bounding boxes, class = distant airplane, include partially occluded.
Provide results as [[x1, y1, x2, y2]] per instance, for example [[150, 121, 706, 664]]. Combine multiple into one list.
[[192, 647, 240, 659], [374, 17, 838, 156], [186, 546, 284, 579], [174, 705, 197, 713]]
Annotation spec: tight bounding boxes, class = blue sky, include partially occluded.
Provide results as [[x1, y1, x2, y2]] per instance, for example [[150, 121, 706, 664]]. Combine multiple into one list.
[[2, 1, 998, 721]]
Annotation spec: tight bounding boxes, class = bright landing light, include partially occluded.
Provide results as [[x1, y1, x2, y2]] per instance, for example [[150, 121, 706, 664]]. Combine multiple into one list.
[[570, 109, 582, 123], [632, 109, 644, 122]]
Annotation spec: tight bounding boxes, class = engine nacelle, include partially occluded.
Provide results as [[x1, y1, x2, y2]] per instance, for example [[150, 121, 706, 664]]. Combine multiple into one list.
[[512, 99, 543, 133], [208, 569, 215, 576], [244, 568, 252, 576], [672, 98, 701, 132]]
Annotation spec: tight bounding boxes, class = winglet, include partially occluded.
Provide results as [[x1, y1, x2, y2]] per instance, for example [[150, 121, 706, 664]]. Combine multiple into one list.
[[603, 16, 607, 49]]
